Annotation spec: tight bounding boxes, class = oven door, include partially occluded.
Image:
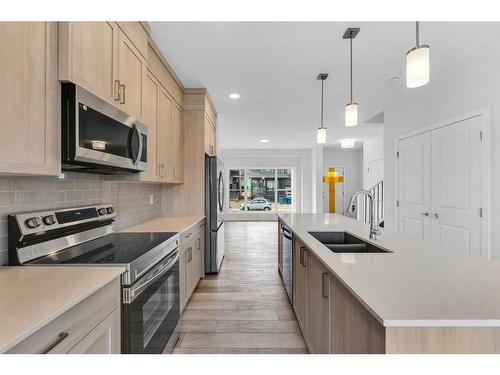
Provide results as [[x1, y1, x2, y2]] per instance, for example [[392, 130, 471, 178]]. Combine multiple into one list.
[[121, 248, 180, 354]]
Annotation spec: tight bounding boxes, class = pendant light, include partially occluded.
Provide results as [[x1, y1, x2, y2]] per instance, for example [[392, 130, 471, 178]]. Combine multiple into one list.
[[316, 73, 328, 144], [406, 21, 430, 88], [344, 28, 360, 127]]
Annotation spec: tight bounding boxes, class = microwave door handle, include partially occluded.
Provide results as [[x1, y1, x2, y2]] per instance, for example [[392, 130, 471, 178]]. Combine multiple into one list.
[[133, 124, 143, 166]]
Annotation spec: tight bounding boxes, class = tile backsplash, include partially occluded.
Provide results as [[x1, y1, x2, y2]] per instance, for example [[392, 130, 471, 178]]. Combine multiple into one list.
[[0, 172, 162, 265]]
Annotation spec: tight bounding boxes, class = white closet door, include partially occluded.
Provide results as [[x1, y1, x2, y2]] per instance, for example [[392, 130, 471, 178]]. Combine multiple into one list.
[[430, 116, 482, 255], [397, 132, 432, 241]]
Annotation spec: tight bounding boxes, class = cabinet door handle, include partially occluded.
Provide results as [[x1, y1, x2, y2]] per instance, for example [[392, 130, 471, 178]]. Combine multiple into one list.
[[187, 247, 192, 262], [299, 246, 304, 266], [322, 272, 329, 299], [422, 212, 429, 216], [114, 80, 121, 101], [432, 213, 439, 219], [120, 84, 126, 104], [300, 247, 307, 268], [40, 332, 69, 354]]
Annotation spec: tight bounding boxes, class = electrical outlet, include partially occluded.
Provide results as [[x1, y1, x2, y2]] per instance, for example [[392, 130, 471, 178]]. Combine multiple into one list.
[[149, 195, 154, 205]]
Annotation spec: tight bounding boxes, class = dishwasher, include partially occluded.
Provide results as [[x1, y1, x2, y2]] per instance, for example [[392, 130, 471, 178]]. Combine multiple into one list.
[[281, 223, 293, 303]]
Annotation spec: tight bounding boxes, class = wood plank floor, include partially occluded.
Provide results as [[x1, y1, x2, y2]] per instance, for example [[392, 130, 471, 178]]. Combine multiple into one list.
[[173, 221, 308, 354]]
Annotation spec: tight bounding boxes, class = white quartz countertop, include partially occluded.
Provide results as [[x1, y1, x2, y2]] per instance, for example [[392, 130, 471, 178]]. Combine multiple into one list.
[[279, 213, 500, 327], [0, 266, 124, 353], [120, 215, 205, 234]]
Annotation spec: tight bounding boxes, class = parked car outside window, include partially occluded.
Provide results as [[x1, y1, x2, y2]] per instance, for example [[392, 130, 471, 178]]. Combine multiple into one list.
[[240, 198, 273, 211]]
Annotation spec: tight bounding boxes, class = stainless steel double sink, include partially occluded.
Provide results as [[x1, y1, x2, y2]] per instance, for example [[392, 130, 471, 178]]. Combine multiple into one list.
[[308, 231, 391, 253]]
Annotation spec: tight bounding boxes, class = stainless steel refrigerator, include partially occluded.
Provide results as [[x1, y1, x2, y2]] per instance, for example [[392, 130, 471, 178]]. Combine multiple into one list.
[[205, 155, 225, 273]]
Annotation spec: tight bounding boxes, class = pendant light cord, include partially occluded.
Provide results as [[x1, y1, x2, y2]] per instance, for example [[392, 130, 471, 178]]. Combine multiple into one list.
[[416, 21, 420, 47], [350, 30, 353, 104], [320, 79, 324, 128]]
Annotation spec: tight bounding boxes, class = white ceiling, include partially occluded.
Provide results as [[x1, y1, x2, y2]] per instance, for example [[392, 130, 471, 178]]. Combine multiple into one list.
[[150, 22, 498, 149]]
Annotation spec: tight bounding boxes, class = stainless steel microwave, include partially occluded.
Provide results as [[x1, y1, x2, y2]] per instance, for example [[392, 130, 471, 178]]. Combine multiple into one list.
[[61, 83, 148, 174]]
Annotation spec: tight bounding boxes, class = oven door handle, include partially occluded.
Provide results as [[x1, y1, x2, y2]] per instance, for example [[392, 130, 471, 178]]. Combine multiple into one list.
[[123, 248, 179, 304], [133, 124, 143, 167]]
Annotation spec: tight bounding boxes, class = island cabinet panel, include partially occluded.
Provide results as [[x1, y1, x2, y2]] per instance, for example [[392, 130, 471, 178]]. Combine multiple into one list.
[[385, 327, 500, 354], [306, 252, 330, 353], [292, 238, 307, 332], [58, 21, 119, 106], [330, 276, 385, 354], [0, 22, 60, 176]]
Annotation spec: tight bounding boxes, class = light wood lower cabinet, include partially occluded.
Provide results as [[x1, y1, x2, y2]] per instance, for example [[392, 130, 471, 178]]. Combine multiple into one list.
[[330, 276, 385, 354], [7, 278, 121, 354], [292, 238, 307, 331], [179, 221, 205, 312], [0, 22, 60, 176], [292, 237, 384, 354], [306, 252, 330, 353], [67, 308, 120, 354]]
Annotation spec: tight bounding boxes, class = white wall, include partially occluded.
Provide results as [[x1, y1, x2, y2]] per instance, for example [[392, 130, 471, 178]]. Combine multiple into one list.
[[383, 39, 500, 259], [322, 147, 363, 215], [362, 132, 384, 189], [219, 148, 313, 220]]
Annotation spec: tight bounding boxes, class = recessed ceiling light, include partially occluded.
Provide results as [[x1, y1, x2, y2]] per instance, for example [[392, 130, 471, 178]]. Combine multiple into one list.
[[229, 93, 240, 99], [340, 139, 355, 149], [260, 139, 270, 143]]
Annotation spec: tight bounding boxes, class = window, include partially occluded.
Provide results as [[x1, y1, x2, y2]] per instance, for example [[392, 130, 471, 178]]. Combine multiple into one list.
[[227, 168, 294, 213]]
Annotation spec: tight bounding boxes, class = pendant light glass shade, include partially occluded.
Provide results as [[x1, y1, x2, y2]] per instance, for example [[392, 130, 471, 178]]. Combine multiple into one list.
[[317, 127, 327, 144], [345, 103, 358, 127], [406, 22, 430, 88], [406, 45, 430, 88]]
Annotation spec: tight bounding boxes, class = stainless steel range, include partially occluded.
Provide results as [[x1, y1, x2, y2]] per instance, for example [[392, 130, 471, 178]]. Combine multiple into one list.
[[8, 205, 180, 354]]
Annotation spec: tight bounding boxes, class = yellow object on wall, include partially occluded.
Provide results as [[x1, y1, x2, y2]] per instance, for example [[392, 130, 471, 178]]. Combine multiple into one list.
[[322, 167, 344, 213]]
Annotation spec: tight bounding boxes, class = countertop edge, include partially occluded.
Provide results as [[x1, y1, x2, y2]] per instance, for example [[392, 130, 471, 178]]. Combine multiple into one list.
[[120, 215, 206, 234], [0, 266, 124, 353]]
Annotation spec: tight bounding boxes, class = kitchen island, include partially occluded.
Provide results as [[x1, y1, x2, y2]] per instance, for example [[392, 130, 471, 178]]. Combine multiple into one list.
[[278, 213, 500, 354]]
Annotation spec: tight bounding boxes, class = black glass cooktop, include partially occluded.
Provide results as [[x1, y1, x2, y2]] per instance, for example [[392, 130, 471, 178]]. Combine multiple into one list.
[[29, 232, 177, 265]]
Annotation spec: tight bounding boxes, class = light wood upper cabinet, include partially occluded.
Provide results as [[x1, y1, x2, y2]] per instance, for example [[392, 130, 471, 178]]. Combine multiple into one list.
[[204, 115, 216, 156], [59, 22, 119, 106], [306, 252, 330, 354], [171, 103, 184, 183], [158, 88, 173, 181], [0, 22, 60, 176], [117, 28, 145, 120], [60, 22, 146, 120], [140, 70, 160, 182]]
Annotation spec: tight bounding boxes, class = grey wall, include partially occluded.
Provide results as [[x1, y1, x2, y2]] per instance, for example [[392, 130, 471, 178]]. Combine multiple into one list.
[[0, 173, 162, 265]]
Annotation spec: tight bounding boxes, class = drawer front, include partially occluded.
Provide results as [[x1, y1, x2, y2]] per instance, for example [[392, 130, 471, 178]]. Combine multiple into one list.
[[7, 278, 120, 354], [180, 221, 204, 247]]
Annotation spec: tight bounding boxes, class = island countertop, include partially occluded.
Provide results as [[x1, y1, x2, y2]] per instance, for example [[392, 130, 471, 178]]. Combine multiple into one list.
[[278, 213, 500, 328], [0, 266, 124, 353]]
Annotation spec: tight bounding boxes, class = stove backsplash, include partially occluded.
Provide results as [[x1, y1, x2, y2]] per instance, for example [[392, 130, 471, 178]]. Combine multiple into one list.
[[0, 173, 162, 265]]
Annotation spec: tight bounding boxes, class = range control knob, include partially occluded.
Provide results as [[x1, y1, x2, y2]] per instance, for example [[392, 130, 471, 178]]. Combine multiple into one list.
[[98, 208, 108, 216], [106, 207, 114, 214], [25, 217, 41, 229], [42, 215, 57, 226]]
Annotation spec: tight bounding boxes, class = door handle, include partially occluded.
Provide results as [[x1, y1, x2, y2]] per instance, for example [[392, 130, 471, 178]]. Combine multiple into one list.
[[322, 272, 329, 299], [432, 213, 439, 219], [120, 84, 126, 104], [40, 332, 69, 354], [422, 212, 429, 216], [114, 80, 121, 101], [299, 246, 304, 266], [301, 247, 307, 268]]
